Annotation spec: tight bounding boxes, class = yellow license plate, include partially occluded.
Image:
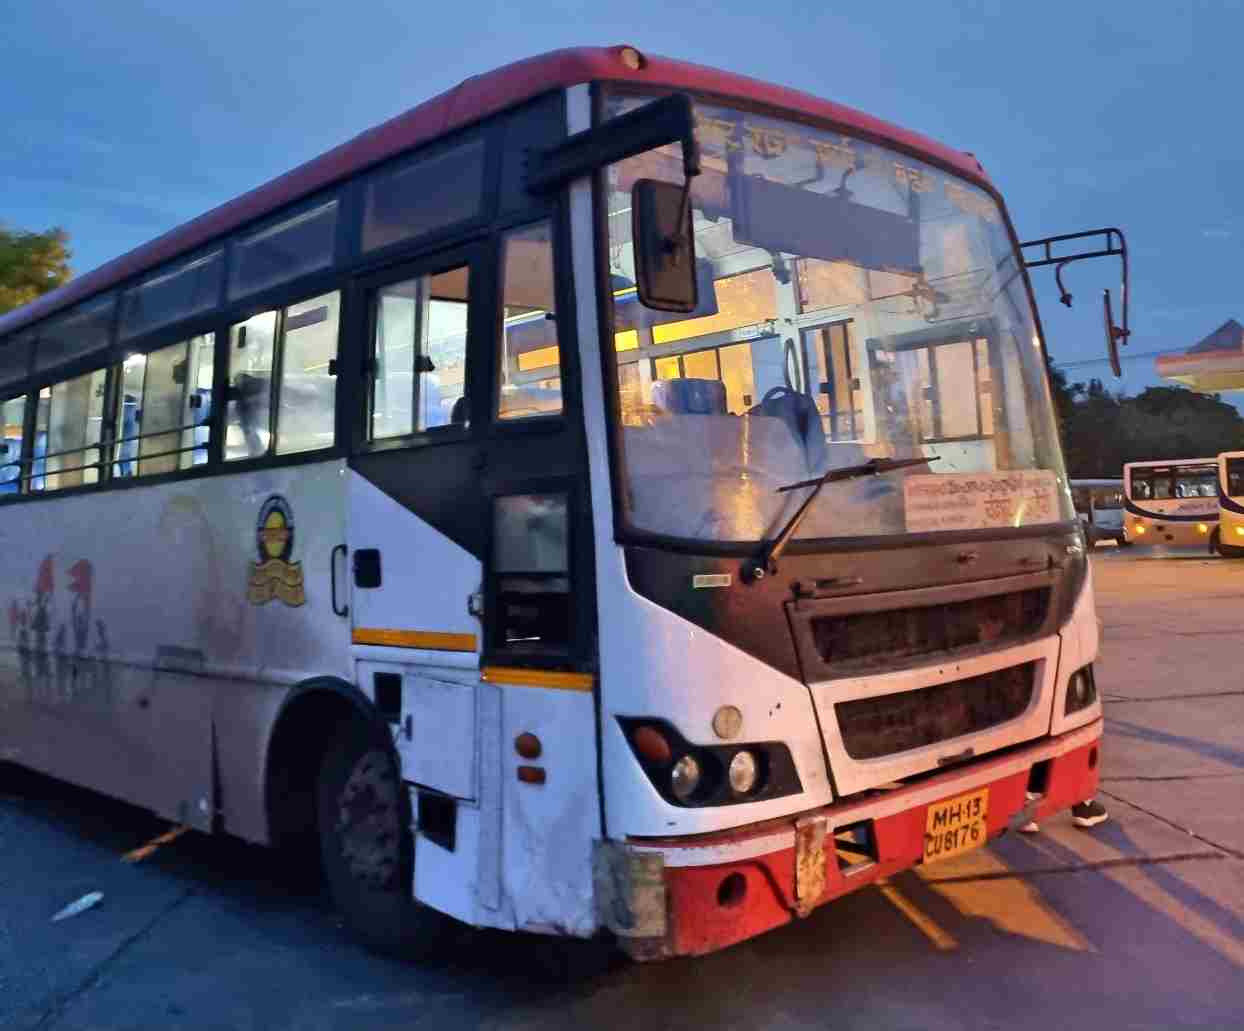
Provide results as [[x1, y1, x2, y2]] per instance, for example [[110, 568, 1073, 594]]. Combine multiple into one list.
[[923, 788, 989, 864]]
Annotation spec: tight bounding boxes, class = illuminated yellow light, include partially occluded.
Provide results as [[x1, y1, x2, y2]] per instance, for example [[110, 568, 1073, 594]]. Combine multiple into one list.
[[618, 46, 645, 71], [1235, 526, 1244, 537], [517, 345, 560, 372], [1198, 523, 1209, 534], [1135, 525, 1146, 535], [615, 329, 639, 352]]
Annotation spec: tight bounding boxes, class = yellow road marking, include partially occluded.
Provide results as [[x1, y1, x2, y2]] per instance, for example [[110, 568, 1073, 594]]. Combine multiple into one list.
[[122, 825, 190, 864], [877, 879, 959, 951], [481, 666, 594, 691], [352, 628, 477, 651], [917, 849, 1091, 952]]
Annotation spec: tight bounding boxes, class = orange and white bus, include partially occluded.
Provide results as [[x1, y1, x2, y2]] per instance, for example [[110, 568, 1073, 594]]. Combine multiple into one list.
[[0, 46, 1102, 959]]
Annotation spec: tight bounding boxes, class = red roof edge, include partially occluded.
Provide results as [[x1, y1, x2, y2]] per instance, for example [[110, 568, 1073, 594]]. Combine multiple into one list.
[[0, 45, 987, 339]]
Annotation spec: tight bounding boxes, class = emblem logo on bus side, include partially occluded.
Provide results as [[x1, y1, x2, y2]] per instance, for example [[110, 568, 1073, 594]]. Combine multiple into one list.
[[247, 495, 306, 607]]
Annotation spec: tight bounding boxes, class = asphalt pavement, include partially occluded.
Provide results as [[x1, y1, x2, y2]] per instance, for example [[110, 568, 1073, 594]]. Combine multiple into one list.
[[3, 545, 1243, 1030]]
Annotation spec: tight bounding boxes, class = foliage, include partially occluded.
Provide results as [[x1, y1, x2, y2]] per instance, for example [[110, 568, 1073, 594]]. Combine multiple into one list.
[[0, 225, 71, 315], [1047, 361, 1244, 477]]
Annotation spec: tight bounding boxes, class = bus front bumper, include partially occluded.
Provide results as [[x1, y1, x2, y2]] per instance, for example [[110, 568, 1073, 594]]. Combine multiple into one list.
[[603, 720, 1102, 960]]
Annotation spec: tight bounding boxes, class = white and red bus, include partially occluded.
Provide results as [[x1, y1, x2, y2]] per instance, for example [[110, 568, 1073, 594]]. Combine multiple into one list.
[[0, 46, 1103, 959]]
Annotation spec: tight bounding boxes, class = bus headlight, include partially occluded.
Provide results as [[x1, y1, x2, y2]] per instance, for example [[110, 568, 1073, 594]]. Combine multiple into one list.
[[728, 750, 759, 795], [1135, 525, 1146, 535], [1065, 665, 1097, 715], [619, 718, 802, 807], [671, 754, 702, 801]]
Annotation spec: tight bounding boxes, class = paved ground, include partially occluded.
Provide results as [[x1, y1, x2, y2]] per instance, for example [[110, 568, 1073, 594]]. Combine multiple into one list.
[[4, 546, 1244, 1030]]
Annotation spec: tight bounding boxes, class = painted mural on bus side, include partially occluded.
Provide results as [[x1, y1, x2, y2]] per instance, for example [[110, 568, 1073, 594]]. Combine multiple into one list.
[[7, 555, 114, 706]]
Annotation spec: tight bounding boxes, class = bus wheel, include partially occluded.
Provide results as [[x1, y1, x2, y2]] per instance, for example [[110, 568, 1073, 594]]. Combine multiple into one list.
[[1214, 530, 1244, 558], [316, 717, 448, 954]]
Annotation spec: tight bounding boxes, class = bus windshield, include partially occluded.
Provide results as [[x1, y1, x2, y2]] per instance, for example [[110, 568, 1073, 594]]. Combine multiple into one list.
[[603, 93, 1071, 543]]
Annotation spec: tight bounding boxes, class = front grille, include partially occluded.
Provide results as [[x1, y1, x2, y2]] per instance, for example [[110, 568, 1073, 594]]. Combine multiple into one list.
[[835, 662, 1036, 759], [810, 588, 1049, 673]]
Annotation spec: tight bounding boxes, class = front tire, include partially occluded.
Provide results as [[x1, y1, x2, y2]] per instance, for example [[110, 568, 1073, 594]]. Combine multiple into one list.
[[316, 716, 449, 954]]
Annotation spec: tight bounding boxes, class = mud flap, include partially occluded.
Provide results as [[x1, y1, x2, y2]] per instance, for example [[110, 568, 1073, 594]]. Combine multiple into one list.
[[593, 842, 666, 957], [795, 814, 829, 917]]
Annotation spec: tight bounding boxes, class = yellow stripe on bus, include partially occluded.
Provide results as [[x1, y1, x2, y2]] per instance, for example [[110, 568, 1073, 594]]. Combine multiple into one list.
[[481, 666, 594, 692], [351, 628, 478, 651]]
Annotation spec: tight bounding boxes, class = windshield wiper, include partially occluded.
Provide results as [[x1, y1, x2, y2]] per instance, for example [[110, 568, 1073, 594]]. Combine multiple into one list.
[[741, 456, 939, 583]]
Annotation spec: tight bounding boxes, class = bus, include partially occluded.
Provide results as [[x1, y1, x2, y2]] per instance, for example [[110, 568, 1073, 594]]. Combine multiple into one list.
[[0, 45, 1103, 960], [1123, 459, 1218, 549], [1214, 451, 1244, 556], [1070, 479, 1126, 547]]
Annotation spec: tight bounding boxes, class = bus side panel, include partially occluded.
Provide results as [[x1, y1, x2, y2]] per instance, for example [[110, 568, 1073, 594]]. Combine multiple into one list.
[[0, 461, 350, 832], [497, 682, 599, 936]]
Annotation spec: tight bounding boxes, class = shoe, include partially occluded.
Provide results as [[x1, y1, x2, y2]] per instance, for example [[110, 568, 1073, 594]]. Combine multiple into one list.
[[1019, 821, 1039, 834], [1071, 800, 1109, 828]]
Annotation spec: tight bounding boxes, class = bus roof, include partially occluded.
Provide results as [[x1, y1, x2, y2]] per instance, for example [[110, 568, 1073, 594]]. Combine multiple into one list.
[[1069, 479, 1123, 488], [1123, 458, 1217, 470], [0, 45, 988, 342]]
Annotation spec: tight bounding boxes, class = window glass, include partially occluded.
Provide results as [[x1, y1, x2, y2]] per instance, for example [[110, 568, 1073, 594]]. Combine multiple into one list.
[[121, 251, 223, 340], [493, 493, 570, 651], [1, 395, 26, 495], [226, 311, 278, 460], [362, 138, 486, 252], [277, 292, 339, 455], [230, 199, 338, 300], [37, 369, 107, 492], [35, 294, 115, 375], [116, 335, 214, 478], [1174, 464, 1216, 498], [603, 92, 1072, 543], [0, 331, 34, 392], [1227, 458, 1244, 499], [498, 222, 562, 420], [371, 267, 469, 439]]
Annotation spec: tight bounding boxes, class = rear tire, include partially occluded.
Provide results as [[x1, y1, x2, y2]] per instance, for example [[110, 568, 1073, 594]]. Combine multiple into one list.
[[316, 716, 449, 955]]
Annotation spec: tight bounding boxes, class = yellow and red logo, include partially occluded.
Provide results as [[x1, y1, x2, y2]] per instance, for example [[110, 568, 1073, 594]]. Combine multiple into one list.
[[247, 495, 305, 607]]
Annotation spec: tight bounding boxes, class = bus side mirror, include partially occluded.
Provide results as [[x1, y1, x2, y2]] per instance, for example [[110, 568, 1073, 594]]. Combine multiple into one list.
[[632, 179, 698, 313], [1103, 289, 1122, 378]]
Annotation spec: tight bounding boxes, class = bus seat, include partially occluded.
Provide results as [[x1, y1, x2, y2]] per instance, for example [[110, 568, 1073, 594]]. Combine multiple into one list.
[[749, 387, 828, 471], [450, 396, 470, 425], [192, 388, 212, 465], [651, 378, 727, 416]]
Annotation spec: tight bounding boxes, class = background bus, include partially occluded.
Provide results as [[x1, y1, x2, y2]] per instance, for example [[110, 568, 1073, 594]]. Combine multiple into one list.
[[1070, 479, 1126, 546], [1123, 459, 1218, 548], [0, 45, 1104, 961], [1215, 451, 1244, 556]]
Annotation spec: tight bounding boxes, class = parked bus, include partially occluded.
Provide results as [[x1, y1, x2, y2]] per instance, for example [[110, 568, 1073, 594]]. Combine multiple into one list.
[[1214, 451, 1244, 556], [0, 46, 1103, 960], [1123, 459, 1218, 549], [1070, 479, 1126, 546]]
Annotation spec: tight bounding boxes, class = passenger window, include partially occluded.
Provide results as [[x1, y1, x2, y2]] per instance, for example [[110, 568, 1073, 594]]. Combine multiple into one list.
[[116, 335, 214, 478], [1, 395, 26, 496], [225, 291, 340, 461], [227, 311, 277, 460], [229, 199, 338, 300], [371, 267, 469, 439], [497, 221, 562, 420], [36, 369, 107, 492], [277, 293, 339, 455]]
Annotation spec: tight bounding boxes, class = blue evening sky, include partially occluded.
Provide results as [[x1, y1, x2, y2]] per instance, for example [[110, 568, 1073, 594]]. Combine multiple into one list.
[[3, 0, 1239, 391]]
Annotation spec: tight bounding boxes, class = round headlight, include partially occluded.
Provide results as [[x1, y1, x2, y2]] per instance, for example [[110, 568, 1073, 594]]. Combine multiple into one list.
[[728, 750, 759, 795], [671, 754, 702, 801]]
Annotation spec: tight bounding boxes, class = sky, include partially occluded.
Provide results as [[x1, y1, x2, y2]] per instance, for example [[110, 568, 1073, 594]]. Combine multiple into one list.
[[3, 0, 1241, 391]]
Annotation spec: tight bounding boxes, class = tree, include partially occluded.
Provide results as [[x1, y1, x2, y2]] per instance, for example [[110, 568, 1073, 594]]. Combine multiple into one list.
[[0, 225, 72, 315]]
